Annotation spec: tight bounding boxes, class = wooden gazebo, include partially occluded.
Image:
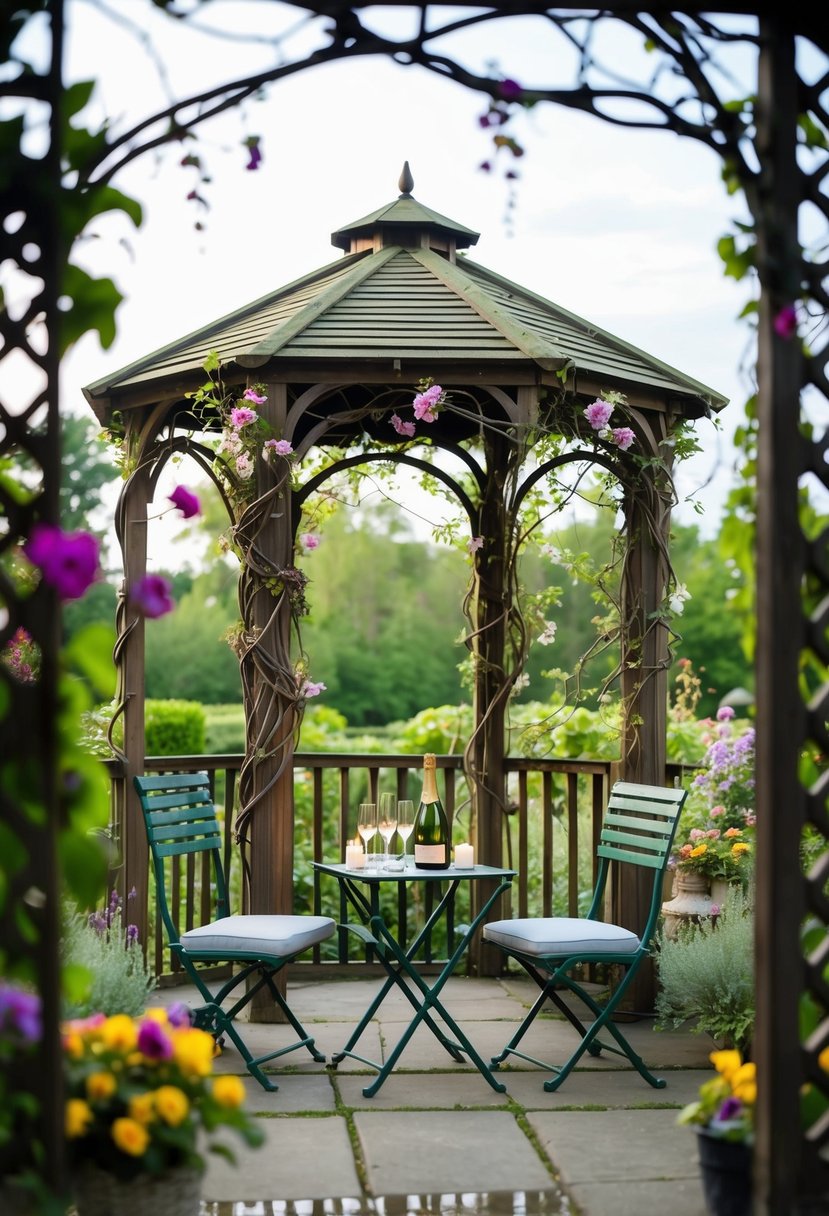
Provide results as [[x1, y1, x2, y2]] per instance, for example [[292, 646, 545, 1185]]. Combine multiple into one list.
[[84, 165, 727, 986]]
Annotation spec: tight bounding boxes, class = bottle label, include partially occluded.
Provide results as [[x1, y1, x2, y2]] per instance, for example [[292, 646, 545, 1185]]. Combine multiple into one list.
[[414, 844, 446, 864]]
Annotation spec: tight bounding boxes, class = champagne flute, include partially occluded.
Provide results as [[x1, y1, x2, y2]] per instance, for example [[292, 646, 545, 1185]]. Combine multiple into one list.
[[378, 793, 398, 867], [357, 802, 378, 867], [396, 799, 415, 868]]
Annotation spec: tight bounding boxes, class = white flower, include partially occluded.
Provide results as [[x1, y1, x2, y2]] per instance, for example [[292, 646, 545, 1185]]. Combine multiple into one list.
[[235, 452, 254, 480], [538, 620, 557, 645], [219, 430, 242, 456], [669, 583, 691, 615]]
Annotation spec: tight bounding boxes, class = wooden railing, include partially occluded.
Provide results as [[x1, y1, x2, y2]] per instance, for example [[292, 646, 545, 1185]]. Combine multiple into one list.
[[130, 753, 694, 980]]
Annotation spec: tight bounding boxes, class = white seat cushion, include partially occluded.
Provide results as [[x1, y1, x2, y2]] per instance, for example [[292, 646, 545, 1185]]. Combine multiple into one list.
[[181, 914, 335, 957], [483, 917, 640, 957]]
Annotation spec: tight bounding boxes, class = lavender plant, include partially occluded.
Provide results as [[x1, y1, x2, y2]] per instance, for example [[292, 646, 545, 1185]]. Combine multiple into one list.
[[62, 889, 157, 1019]]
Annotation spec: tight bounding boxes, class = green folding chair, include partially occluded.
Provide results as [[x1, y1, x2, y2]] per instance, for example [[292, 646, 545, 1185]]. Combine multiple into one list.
[[483, 780, 687, 1092], [134, 772, 335, 1091]]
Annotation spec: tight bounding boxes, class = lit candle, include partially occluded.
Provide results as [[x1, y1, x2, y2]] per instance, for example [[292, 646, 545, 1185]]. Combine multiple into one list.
[[454, 842, 474, 868], [346, 840, 365, 869]]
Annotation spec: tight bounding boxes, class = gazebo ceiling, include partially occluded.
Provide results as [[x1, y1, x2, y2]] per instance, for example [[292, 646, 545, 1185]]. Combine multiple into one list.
[[83, 165, 728, 427]]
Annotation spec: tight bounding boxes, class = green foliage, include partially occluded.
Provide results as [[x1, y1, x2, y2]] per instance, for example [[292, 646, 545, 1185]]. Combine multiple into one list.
[[654, 885, 754, 1053], [144, 568, 241, 704], [145, 699, 206, 756], [61, 896, 157, 1019]]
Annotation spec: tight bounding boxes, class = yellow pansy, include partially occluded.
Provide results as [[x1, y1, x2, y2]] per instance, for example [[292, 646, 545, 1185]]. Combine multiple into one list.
[[62, 1031, 84, 1060], [212, 1075, 246, 1108], [85, 1071, 117, 1102], [100, 1014, 137, 1053], [65, 1099, 93, 1139], [731, 1061, 757, 1104], [154, 1085, 190, 1126], [128, 1091, 157, 1125], [710, 1049, 742, 1081], [819, 1046, 829, 1072], [689, 843, 708, 858], [172, 1027, 215, 1077], [112, 1117, 150, 1157], [731, 842, 751, 856], [142, 1007, 170, 1026]]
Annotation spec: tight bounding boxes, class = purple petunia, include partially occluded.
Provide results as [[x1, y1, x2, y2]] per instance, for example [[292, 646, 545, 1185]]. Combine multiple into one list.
[[137, 1017, 174, 1060], [0, 983, 42, 1044], [131, 574, 175, 619], [168, 485, 201, 519], [24, 524, 100, 601]]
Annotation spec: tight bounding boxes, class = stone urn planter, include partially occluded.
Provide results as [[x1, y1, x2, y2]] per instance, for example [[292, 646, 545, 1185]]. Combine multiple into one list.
[[661, 869, 716, 938], [71, 1164, 203, 1216]]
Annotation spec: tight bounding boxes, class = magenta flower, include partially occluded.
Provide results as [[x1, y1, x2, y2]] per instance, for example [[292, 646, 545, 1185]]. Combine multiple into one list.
[[301, 680, 326, 699], [24, 523, 100, 601], [244, 137, 262, 172], [301, 533, 320, 550], [611, 427, 635, 451], [131, 574, 175, 619], [166, 1003, 192, 1028], [773, 304, 798, 339], [168, 485, 201, 519], [391, 413, 416, 438], [264, 438, 293, 456], [243, 388, 267, 405], [498, 78, 523, 101], [137, 1018, 173, 1060], [413, 383, 443, 422], [717, 706, 736, 721], [584, 400, 614, 431], [230, 406, 257, 428]]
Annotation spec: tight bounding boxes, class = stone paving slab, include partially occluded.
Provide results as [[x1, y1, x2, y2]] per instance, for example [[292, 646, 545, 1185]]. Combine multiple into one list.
[[499, 1067, 711, 1110], [570, 1179, 707, 1216], [202, 1114, 361, 1202], [354, 1110, 556, 1196], [209, 1020, 384, 1075], [237, 1070, 338, 1114], [336, 1071, 511, 1110]]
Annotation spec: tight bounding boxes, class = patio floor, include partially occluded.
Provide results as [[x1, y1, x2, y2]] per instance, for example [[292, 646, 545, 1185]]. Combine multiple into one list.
[[156, 974, 715, 1216]]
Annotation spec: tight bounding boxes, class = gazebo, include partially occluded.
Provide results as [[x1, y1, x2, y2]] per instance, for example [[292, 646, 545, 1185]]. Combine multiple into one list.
[[84, 165, 727, 992]]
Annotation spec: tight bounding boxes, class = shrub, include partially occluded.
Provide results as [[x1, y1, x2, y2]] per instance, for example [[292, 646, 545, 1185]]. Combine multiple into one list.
[[654, 883, 754, 1054], [62, 890, 157, 1018], [145, 698, 205, 755]]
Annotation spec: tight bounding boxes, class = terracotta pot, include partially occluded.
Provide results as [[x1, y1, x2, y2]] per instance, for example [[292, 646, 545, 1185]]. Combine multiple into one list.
[[72, 1164, 202, 1216], [696, 1128, 752, 1216]]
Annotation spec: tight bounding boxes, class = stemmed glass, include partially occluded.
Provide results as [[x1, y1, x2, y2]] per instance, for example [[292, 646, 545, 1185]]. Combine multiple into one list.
[[357, 802, 378, 868], [396, 799, 415, 868], [377, 793, 398, 867]]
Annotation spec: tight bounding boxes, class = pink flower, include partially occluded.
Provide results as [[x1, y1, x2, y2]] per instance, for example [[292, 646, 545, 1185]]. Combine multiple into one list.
[[689, 828, 706, 841], [710, 805, 725, 818], [219, 430, 242, 456], [301, 680, 326, 699], [235, 452, 254, 479], [413, 385, 442, 422], [243, 388, 267, 405], [467, 536, 484, 554], [230, 406, 257, 428], [391, 413, 416, 438], [706, 829, 722, 839], [24, 524, 100, 601], [717, 706, 736, 721], [773, 304, 798, 339], [709, 904, 721, 917], [168, 485, 200, 519], [584, 399, 614, 431], [264, 438, 293, 456], [301, 533, 320, 550], [131, 574, 174, 619], [611, 427, 635, 451]]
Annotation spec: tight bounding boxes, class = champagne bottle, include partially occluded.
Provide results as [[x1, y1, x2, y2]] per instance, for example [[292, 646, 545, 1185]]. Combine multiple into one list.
[[413, 753, 450, 869]]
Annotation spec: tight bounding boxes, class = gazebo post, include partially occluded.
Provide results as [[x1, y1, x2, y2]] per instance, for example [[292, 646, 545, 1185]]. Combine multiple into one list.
[[239, 381, 297, 1021], [614, 416, 672, 1009], [114, 447, 152, 948]]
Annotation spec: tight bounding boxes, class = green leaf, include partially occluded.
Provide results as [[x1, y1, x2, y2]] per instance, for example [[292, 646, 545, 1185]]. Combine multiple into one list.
[[63, 623, 117, 698], [58, 264, 123, 353], [62, 961, 93, 1007], [58, 828, 108, 910]]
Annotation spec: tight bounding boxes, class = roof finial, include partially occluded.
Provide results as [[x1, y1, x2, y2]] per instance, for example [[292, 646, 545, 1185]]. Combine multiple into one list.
[[398, 161, 414, 197]]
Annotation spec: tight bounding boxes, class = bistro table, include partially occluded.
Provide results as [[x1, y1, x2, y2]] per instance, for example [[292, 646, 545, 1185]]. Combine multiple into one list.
[[313, 860, 515, 1097]]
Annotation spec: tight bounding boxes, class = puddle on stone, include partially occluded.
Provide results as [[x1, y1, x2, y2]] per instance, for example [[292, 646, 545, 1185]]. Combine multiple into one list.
[[203, 1190, 570, 1215]]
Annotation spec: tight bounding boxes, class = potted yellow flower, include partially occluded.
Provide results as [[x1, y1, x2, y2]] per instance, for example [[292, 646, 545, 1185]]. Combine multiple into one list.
[[64, 1005, 263, 1216], [678, 1049, 756, 1216]]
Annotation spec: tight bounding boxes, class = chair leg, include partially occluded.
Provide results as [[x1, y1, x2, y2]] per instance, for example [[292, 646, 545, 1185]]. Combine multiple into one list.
[[491, 958, 602, 1070]]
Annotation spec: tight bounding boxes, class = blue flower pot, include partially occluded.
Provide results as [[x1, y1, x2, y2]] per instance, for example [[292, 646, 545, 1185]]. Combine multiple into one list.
[[697, 1128, 752, 1216]]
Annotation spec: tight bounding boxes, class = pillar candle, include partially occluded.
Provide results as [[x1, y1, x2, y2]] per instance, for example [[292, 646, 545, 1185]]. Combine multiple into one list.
[[454, 843, 474, 868], [346, 842, 365, 869]]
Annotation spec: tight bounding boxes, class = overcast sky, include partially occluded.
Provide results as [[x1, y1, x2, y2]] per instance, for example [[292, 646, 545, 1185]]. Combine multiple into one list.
[[29, 4, 761, 559]]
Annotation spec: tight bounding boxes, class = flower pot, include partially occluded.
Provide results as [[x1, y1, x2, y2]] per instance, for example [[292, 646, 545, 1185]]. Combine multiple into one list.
[[72, 1164, 202, 1216], [696, 1129, 752, 1216], [661, 869, 715, 938]]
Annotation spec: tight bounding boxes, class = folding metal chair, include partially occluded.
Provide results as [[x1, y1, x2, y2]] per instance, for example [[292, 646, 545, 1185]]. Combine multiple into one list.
[[134, 772, 335, 1091], [483, 779, 687, 1092]]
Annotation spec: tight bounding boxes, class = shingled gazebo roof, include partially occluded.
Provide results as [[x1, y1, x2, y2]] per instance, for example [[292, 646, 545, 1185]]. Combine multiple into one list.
[[84, 165, 727, 426]]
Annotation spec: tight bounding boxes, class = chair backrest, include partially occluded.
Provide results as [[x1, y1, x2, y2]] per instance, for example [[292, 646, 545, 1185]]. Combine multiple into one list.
[[589, 780, 688, 935], [134, 772, 228, 946]]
